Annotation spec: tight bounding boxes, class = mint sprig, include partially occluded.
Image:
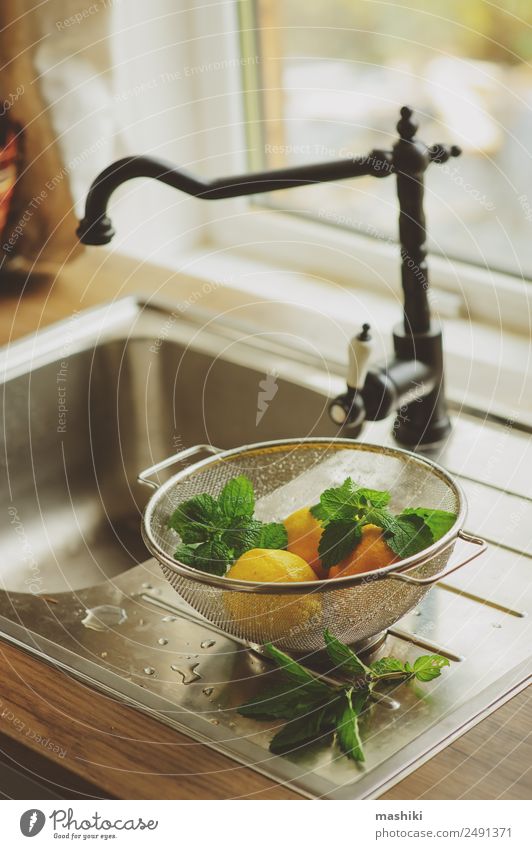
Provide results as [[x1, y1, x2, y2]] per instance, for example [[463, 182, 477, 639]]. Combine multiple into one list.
[[311, 478, 456, 571], [238, 629, 450, 763], [370, 654, 450, 681], [168, 475, 287, 575]]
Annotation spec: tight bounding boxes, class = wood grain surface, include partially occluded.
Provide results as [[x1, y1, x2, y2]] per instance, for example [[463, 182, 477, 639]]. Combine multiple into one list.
[[0, 641, 300, 800], [0, 251, 530, 800]]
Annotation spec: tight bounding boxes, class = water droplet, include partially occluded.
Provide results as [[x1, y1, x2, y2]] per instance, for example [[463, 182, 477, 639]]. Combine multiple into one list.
[[492, 622, 502, 629], [81, 605, 127, 632], [157, 638, 168, 646], [100, 651, 108, 658], [210, 719, 219, 725], [138, 618, 145, 626], [141, 583, 153, 589], [162, 615, 176, 622], [229, 721, 236, 729], [373, 693, 400, 710], [171, 661, 202, 684], [200, 639, 216, 649], [202, 687, 214, 697], [143, 667, 155, 676]]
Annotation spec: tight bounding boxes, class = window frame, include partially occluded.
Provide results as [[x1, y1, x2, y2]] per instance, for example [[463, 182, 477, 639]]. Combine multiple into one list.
[[190, 0, 532, 337]]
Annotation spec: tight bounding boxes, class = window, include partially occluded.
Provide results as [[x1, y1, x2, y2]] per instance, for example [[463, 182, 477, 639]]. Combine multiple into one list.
[[239, 0, 532, 280]]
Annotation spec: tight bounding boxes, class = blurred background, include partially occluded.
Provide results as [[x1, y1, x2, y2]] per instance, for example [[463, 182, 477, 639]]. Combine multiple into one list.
[[1, 0, 531, 280], [247, 0, 532, 277]]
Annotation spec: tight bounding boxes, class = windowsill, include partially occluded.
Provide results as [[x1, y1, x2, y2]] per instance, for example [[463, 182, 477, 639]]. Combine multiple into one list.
[[204, 204, 532, 338]]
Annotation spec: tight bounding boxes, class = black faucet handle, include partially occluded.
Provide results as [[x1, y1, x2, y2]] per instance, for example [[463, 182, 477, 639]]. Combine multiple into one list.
[[397, 106, 462, 159], [397, 106, 418, 140], [428, 143, 462, 164]]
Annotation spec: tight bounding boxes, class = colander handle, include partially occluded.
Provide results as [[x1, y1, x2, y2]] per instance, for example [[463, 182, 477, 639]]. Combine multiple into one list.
[[390, 530, 487, 585], [137, 444, 222, 490]]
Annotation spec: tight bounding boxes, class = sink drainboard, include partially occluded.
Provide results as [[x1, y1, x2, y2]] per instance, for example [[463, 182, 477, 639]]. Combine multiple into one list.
[[0, 517, 530, 800]]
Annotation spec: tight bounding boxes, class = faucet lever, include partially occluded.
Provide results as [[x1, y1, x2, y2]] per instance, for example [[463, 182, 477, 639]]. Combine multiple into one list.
[[347, 323, 373, 390], [329, 323, 373, 432]]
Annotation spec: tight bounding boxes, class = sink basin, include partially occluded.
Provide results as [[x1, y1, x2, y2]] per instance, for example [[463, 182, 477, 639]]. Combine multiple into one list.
[[0, 297, 339, 594]]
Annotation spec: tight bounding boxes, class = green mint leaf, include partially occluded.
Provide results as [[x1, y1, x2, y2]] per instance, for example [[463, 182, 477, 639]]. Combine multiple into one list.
[[383, 514, 433, 559], [238, 684, 329, 720], [335, 688, 366, 762], [401, 508, 456, 542], [218, 475, 255, 520], [191, 538, 231, 576], [173, 543, 198, 567], [264, 644, 331, 697], [314, 478, 391, 525], [393, 514, 434, 558], [168, 494, 222, 543], [356, 488, 391, 508], [370, 656, 407, 676], [412, 654, 450, 682], [223, 516, 263, 557], [324, 629, 370, 678], [365, 507, 397, 533], [309, 502, 328, 522], [223, 518, 288, 557], [319, 478, 361, 522], [318, 520, 362, 570], [269, 704, 337, 755], [258, 522, 288, 550]]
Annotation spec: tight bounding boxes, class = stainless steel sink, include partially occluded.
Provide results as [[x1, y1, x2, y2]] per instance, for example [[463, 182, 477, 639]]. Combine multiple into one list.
[[1, 298, 337, 595], [0, 296, 530, 799]]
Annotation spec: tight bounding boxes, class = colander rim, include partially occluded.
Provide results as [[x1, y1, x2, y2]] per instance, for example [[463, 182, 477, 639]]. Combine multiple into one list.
[[141, 437, 467, 594]]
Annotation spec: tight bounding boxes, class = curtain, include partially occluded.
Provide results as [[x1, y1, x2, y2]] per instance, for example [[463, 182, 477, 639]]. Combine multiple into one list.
[[0, 1, 119, 274], [1, 1, 205, 275]]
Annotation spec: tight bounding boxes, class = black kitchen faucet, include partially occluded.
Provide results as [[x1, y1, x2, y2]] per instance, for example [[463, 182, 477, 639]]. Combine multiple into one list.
[[77, 106, 461, 448]]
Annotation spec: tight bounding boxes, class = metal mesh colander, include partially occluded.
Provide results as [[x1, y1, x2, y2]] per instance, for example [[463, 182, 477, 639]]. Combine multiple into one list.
[[139, 439, 485, 652]]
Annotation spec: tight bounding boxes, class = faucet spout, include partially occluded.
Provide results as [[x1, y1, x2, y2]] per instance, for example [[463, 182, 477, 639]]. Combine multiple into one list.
[[76, 151, 394, 246]]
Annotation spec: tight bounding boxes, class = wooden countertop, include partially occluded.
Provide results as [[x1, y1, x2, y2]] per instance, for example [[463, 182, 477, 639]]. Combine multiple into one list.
[[0, 251, 530, 800]]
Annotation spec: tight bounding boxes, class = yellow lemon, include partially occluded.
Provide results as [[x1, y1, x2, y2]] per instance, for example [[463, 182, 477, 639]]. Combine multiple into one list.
[[227, 547, 317, 583], [224, 548, 321, 642], [283, 507, 326, 578], [328, 524, 398, 579]]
